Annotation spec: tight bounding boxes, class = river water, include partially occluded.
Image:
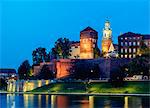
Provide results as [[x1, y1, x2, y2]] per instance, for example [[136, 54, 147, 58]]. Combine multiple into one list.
[[0, 94, 149, 108]]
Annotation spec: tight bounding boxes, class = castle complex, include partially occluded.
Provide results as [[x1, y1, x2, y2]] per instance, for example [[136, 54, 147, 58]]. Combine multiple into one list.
[[33, 20, 150, 79], [69, 20, 117, 59]]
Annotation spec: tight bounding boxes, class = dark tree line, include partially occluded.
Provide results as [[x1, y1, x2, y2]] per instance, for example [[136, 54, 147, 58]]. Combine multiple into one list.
[[32, 47, 50, 65]]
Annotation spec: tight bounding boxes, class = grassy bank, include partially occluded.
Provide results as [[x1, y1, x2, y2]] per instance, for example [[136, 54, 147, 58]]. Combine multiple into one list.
[[30, 81, 150, 94]]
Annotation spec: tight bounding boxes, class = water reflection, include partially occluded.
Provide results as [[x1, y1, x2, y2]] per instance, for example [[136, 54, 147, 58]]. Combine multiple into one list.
[[0, 94, 149, 108]]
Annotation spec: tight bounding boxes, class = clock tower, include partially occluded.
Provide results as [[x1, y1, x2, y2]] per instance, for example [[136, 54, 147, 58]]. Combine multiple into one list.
[[102, 20, 113, 55]]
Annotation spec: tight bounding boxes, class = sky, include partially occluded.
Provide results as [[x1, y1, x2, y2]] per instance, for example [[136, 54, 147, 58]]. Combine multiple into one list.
[[0, 0, 150, 70]]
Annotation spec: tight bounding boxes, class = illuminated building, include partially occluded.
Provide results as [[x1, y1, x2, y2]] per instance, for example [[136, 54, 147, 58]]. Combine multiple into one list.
[[118, 32, 143, 58], [102, 20, 118, 57], [69, 41, 80, 59], [0, 68, 17, 79], [80, 26, 98, 59]]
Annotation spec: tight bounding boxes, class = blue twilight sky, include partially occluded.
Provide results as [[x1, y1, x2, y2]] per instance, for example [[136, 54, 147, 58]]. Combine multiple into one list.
[[0, 0, 150, 70]]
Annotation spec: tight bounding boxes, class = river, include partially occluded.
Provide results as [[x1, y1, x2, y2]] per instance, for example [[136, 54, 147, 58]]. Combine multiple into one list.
[[0, 94, 149, 108]]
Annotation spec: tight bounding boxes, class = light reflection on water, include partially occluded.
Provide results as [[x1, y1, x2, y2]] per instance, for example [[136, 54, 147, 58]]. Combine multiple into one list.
[[0, 94, 149, 108]]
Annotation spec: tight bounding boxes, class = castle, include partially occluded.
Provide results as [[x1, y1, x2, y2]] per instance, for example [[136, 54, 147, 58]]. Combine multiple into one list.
[[69, 20, 117, 59]]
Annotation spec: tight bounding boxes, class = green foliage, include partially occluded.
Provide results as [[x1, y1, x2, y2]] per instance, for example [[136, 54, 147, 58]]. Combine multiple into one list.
[[94, 47, 100, 58], [51, 38, 71, 59], [0, 78, 7, 90], [32, 47, 50, 65], [18, 60, 31, 79], [125, 56, 150, 76], [31, 81, 150, 94]]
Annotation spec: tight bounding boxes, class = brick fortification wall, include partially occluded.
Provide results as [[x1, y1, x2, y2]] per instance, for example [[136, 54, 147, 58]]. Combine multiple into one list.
[[55, 58, 131, 79]]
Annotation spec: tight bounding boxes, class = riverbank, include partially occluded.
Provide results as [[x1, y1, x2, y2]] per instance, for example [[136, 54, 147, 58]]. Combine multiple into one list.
[[0, 91, 149, 97], [30, 81, 150, 94]]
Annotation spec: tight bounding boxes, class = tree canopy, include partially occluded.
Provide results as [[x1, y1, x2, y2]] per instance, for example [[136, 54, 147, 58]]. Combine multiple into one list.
[[51, 38, 71, 59], [18, 60, 31, 79], [32, 47, 50, 65]]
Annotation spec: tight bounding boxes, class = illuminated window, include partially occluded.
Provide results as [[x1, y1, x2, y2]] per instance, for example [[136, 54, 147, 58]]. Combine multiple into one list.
[[125, 49, 127, 53], [129, 55, 132, 58], [137, 42, 140, 46], [129, 42, 132, 46], [121, 55, 123, 58], [133, 42, 136, 46], [121, 49, 123, 53], [121, 42, 123, 46], [129, 48, 131, 53], [133, 54, 136, 58], [125, 55, 128, 58], [93, 44, 95, 48], [125, 37, 127, 40], [125, 42, 128, 46], [133, 48, 136, 53]]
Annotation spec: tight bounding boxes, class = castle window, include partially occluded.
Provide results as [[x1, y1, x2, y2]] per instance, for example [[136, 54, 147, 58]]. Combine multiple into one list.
[[129, 55, 132, 58], [121, 48, 123, 53], [133, 48, 136, 53], [125, 42, 128, 46], [121, 42, 123, 46], [129, 48, 131, 53], [121, 55, 123, 58], [93, 44, 95, 48], [133, 54, 136, 58], [125, 37, 127, 40], [125, 49, 127, 53], [133, 42, 136, 46], [125, 55, 128, 58], [137, 42, 140, 46], [129, 42, 132, 46]]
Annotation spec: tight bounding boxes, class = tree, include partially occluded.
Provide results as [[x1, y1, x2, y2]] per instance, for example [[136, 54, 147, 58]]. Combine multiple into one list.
[[137, 40, 150, 57], [110, 67, 126, 87], [37, 65, 54, 80], [0, 78, 7, 90], [18, 60, 31, 79], [51, 38, 71, 59], [94, 47, 100, 58], [32, 47, 50, 65], [125, 56, 150, 77]]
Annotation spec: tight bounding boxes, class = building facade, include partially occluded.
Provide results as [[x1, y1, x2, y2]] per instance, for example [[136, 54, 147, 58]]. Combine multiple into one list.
[[80, 27, 98, 59], [69, 41, 80, 59], [0, 69, 17, 79], [118, 32, 143, 58], [142, 35, 150, 48]]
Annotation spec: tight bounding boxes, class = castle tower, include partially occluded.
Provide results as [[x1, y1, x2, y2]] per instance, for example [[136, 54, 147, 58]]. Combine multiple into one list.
[[102, 20, 113, 55], [80, 27, 98, 59]]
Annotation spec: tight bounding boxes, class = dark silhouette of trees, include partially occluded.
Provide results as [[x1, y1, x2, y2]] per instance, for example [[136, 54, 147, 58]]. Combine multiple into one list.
[[0, 78, 7, 90], [70, 60, 100, 80], [37, 65, 54, 80], [18, 60, 31, 79], [124, 56, 150, 77], [51, 38, 71, 59], [32, 47, 50, 65]]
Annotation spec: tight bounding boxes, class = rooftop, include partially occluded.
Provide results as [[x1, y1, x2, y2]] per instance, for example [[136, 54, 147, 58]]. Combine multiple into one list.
[[80, 26, 98, 33]]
